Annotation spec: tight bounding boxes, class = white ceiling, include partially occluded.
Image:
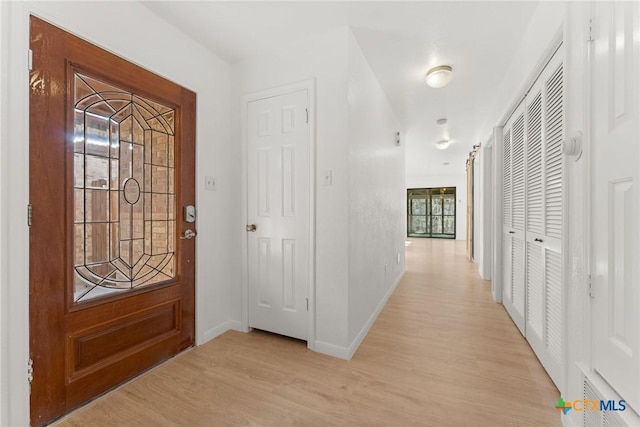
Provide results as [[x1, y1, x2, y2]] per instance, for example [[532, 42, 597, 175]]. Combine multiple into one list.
[[144, 1, 539, 177]]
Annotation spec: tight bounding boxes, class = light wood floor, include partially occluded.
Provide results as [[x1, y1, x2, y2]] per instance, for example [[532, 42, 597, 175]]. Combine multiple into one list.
[[54, 238, 560, 427]]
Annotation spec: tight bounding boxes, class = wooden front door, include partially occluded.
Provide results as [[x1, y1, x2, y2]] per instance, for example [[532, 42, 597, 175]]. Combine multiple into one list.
[[29, 17, 196, 426]]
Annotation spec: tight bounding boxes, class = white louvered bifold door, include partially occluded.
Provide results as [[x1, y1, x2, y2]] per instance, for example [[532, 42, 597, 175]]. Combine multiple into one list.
[[502, 128, 513, 308], [526, 83, 545, 345], [502, 103, 526, 335], [524, 46, 564, 390]]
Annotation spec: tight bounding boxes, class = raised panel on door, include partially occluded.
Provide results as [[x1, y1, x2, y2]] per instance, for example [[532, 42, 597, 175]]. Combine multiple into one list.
[[29, 17, 196, 426], [591, 0, 640, 411], [247, 89, 310, 341]]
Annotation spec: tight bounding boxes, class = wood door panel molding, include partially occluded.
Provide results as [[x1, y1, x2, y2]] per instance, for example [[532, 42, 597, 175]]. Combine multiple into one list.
[[29, 16, 196, 426], [65, 337, 184, 411], [69, 299, 181, 374]]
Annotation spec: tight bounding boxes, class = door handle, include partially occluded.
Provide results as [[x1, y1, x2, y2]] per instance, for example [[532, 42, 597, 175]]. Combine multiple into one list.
[[534, 238, 543, 243], [246, 224, 257, 232], [509, 231, 515, 234], [180, 229, 197, 240]]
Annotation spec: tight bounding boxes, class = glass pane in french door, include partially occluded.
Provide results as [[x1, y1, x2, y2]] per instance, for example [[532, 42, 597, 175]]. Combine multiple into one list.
[[411, 198, 427, 215], [409, 215, 427, 235]]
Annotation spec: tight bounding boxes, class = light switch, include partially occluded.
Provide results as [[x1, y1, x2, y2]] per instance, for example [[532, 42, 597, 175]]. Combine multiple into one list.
[[205, 176, 217, 191]]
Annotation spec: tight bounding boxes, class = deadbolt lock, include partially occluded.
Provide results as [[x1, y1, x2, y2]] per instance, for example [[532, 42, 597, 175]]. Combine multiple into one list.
[[246, 224, 257, 232]]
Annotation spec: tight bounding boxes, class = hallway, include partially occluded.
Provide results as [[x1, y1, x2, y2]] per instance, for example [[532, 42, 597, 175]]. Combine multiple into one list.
[[55, 239, 559, 427]]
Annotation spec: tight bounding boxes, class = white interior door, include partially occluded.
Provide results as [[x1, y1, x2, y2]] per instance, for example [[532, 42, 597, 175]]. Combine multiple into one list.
[[591, 1, 640, 411], [247, 89, 310, 341], [503, 104, 527, 335]]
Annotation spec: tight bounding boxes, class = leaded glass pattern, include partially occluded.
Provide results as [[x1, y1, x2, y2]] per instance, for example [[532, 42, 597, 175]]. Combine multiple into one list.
[[73, 73, 176, 302]]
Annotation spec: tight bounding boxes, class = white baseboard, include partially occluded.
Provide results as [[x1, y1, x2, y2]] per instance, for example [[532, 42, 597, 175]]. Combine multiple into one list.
[[313, 340, 350, 360], [197, 320, 242, 346], [347, 269, 405, 359]]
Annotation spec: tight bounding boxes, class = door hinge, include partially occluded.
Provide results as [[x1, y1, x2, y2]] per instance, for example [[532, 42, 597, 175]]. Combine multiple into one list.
[[305, 108, 309, 124], [306, 297, 309, 311], [28, 49, 33, 71], [27, 358, 33, 384], [587, 18, 594, 43], [27, 204, 33, 227], [588, 274, 595, 298]]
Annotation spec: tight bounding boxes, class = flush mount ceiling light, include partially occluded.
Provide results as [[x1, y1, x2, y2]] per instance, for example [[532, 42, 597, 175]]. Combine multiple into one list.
[[425, 65, 453, 88], [434, 139, 451, 150]]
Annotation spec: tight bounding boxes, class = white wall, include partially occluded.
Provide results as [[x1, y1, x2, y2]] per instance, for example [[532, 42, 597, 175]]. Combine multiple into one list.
[[563, 3, 590, 424], [471, 142, 493, 281], [489, 1, 567, 126], [406, 173, 467, 241], [0, 2, 6, 425], [346, 32, 405, 350], [232, 27, 351, 352], [0, 2, 238, 425], [479, 144, 492, 281]]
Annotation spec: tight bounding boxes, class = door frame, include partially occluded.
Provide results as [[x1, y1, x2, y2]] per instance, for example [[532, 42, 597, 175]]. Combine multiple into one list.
[[240, 79, 316, 349], [2, 3, 43, 425]]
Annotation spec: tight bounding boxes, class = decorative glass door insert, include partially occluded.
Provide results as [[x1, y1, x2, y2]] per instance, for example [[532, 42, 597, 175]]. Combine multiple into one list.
[[73, 73, 176, 302]]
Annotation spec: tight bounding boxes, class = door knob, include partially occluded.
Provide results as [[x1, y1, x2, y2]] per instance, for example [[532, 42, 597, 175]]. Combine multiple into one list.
[[180, 229, 197, 240], [246, 224, 257, 232]]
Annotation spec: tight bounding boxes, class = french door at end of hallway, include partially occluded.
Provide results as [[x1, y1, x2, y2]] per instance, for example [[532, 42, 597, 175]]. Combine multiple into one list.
[[407, 187, 456, 239], [29, 17, 196, 426]]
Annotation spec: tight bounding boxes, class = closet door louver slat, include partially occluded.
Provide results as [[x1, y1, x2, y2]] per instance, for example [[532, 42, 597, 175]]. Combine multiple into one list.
[[503, 234, 512, 302], [511, 113, 526, 232], [527, 92, 543, 235], [503, 129, 512, 228], [512, 237, 526, 319], [545, 64, 564, 240], [527, 242, 544, 339], [545, 249, 562, 365]]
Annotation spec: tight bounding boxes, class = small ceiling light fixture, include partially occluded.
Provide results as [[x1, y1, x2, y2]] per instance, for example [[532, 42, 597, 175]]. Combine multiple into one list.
[[436, 118, 448, 125], [434, 139, 451, 150], [425, 65, 453, 88]]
